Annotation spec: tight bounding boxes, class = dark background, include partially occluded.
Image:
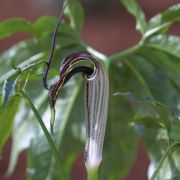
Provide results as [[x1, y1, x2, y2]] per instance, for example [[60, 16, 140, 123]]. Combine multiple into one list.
[[0, 0, 179, 179]]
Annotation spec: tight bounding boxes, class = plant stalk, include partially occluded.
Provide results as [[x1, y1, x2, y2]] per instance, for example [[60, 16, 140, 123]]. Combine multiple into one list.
[[87, 166, 99, 180], [150, 141, 179, 180], [107, 42, 142, 66], [20, 90, 66, 180]]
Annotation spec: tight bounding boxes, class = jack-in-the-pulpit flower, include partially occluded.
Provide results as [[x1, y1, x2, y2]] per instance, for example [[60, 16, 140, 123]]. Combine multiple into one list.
[[48, 51, 109, 170], [42, 0, 109, 175]]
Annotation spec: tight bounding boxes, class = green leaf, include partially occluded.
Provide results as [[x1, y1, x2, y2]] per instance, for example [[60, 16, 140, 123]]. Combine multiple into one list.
[[27, 79, 83, 180], [138, 47, 180, 94], [0, 96, 21, 152], [0, 16, 75, 40], [145, 35, 180, 59], [133, 101, 180, 179], [110, 41, 180, 178], [32, 16, 77, 37], [32, 16, 58, 36], [145, 3, 180, 37], [126, 53, 179, 108], [7, 92, 48, 175], [21, 90, 66, 179], [3, 38, 83, 176], [0, 39, 47, 85], [0, 34, 82, 85], [7, 101, 37, 175], [122, 58, 153, 97], [121, 0, 146, 34], [0, 18, 31, 39], [65, 0, 84, 32]]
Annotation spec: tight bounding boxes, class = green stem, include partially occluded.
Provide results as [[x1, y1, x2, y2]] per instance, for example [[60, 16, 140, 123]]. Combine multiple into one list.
[[87, 167, 99, 180], [150, 141, 179, 180], [0, 53, 46, 84], [20, 90, 66, 180], [145, 44, 179, 60], [107, 42, 142, 66]]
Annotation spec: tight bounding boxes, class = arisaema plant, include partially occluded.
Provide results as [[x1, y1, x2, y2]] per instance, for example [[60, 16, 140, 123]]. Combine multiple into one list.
[[0, 0, 180, 179]]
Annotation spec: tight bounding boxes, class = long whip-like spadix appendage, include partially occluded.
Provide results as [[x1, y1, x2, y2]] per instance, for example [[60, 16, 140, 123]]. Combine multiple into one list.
[[47, 52, 109, 175]]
